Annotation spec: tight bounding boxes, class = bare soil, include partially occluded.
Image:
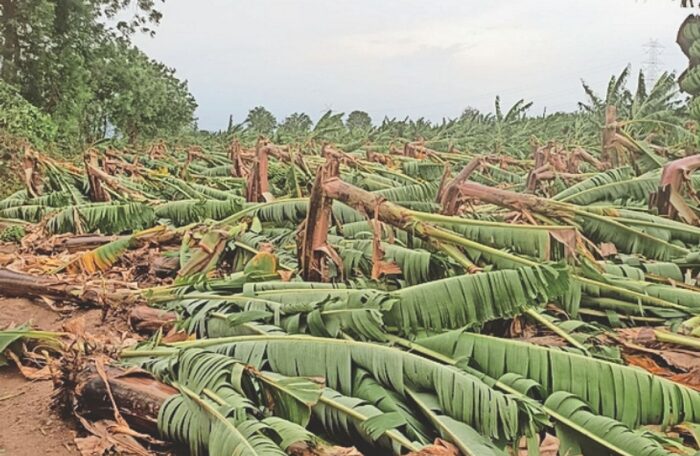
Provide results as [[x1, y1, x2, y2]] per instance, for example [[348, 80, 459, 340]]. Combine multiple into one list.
[[0, 298, 100, 456], [0, 369, 78, 455]]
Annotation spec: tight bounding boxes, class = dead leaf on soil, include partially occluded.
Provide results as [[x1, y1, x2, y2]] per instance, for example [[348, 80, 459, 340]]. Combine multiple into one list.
[[406, 439, 459, 456], [74, 419, 151, 456], [7, 350, 52, 380]]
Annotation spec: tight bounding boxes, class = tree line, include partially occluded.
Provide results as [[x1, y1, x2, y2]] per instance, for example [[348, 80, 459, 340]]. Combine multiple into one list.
[[237, 107, 373, 140], [0, 0, 197, 147]]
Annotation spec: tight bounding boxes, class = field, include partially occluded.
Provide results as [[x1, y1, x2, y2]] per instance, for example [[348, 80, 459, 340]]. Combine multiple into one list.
[[1, 81, 700, 456]]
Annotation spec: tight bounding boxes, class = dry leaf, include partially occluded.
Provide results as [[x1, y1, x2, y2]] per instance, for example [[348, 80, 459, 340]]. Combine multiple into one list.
[[406, 439, 459, 456], [598, 242, 618, 257], [63, 315, 87, 338], [7, 351, 52, 380], [278, 269, 295, 282], [74, 419, 151, 456]]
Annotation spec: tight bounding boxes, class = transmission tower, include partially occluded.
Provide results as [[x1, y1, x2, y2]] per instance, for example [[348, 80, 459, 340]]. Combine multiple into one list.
[[643, 39, 664, 85]]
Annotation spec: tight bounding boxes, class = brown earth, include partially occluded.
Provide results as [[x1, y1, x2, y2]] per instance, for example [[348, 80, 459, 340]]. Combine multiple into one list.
[[0, 298, 131, 456], [0, 368, 79, 455], [0, 298, 79, 455]]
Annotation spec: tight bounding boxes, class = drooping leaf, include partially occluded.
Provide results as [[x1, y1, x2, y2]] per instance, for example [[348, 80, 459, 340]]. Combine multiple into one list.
[[545, 392, 671, 456], [417, 330, 700, 428]]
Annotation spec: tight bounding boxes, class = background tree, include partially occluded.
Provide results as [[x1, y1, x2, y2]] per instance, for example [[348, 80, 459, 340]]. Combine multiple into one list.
[[276, 112, 312, 141], [579, 66, 680, 127], [0, 0, 195, 146], [88, 42, 197, 142], [346, 110, 372, 133], [245, 106, 277, 137], [0, 79, 56, 146], [310, 110, 346, 141], [460, 106, 481, 120]]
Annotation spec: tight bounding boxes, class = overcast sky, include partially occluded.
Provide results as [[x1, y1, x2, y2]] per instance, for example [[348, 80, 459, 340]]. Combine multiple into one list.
[[131, 0, 692, 131]]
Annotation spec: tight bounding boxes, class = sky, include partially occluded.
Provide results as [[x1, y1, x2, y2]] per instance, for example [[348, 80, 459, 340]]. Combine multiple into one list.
[[130, 0, 693, 131]]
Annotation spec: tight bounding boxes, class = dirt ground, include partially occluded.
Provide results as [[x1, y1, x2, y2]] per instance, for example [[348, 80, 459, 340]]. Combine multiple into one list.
[[0, 298, 111, 456], [0, 369, 79, 455]]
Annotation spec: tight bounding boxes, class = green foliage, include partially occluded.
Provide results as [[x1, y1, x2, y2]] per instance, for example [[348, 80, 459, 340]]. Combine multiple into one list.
[[246, 106, 277, 137], [0, 0, 195, 146], [417, 330, 700, 428], [0, 80, 56, 146], [276, 112, 312, 141], [545, 392, 670, 456], [408, 390, 508, 456], [155, 198, 245, 226], [0, 224, 25, 243], [346, 110, 373, 134], [46, 202, 155, 234], [388, 263, 569, 333], [552, 167, 652, 204], [90, 42, 198, 142], [311, 111, 346, 141], [495, 96, 532, 122], [147, 349, 317, 456], [157, 335, 524, 442], [0, 325, 63, 366], [579, 66, 634, 116]]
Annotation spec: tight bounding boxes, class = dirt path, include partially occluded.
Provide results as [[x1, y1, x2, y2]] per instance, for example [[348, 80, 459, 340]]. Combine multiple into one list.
[[0, 299, 90, 456], [0, 369, 79, 455]]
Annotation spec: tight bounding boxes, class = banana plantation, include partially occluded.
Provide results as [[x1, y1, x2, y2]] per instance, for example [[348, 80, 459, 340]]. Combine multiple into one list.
[[3, 23, 700, 456]]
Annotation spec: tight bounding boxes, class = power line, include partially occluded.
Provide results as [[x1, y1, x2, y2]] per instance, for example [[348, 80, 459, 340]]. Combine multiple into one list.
[[642, 39, 664, 85]]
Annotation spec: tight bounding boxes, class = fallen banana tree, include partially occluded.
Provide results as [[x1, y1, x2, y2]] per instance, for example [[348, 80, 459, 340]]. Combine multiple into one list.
[[71, 352, 460, 456], [2, 104, 700, 455], [0, 267, 137, 307]]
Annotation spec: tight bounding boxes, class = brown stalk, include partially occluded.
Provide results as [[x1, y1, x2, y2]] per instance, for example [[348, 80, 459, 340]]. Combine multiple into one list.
[[21, 146, 42, 197], [299, 153, 342, 281], [370, 205, 401, 280], [649, 154, 700, 225], [602, 105, 620, 166], [437, 158, 483, 215], [245, 139, 299, 202], [85, 150, 110, 202]]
